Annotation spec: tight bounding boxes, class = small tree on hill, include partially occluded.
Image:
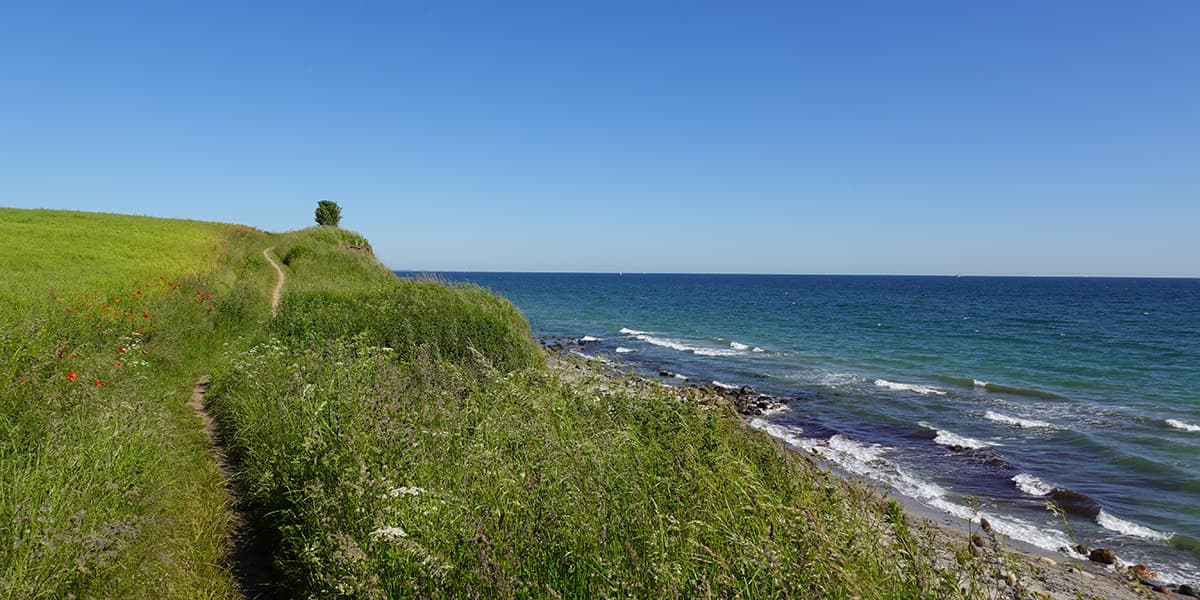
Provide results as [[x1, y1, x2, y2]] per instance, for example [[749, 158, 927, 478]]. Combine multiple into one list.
[[315, 200, 342, 227]]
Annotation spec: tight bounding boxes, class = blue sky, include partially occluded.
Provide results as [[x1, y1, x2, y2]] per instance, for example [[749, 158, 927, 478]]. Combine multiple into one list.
[[2, 2, 1197, 276]]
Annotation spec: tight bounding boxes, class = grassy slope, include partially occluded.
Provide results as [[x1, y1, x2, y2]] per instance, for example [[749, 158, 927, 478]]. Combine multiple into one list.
[[209, 228, 977, 598], [3, 208, 986, 598], [0, 208, 276, 599]]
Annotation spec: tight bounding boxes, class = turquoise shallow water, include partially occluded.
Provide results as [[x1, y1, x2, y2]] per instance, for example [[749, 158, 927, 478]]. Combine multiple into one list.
[[407, 273, 1200, 582]]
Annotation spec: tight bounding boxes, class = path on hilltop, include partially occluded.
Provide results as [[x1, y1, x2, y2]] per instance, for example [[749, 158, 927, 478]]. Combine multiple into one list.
[[187, 245, 287, 598], [263, 247, 285, 316]]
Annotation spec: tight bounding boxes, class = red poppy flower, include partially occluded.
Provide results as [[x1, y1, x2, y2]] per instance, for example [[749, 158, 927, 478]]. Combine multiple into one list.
[[114, 361, 122, 367], [142, 313, 149, 319], [118, 347, 127, 354], [94, 379, 103, 387], [66, 371, 77, 381]]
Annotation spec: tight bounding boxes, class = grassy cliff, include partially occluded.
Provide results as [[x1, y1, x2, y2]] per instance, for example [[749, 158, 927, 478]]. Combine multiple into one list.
[[2, 208, 985, 599]]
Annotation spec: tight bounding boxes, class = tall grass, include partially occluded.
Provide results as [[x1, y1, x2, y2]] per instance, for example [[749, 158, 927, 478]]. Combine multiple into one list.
[[2, 209, 988, 598], [0, 208, 274, 599], [207, 227, 974, 598]]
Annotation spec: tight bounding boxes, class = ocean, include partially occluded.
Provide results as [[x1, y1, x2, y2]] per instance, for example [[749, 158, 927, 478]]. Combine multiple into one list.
[[403, 272, 1200, 583]]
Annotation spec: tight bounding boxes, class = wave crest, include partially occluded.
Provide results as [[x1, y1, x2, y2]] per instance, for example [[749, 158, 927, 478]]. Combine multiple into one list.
[[1096, 510, 1173, 541], [875, 379, 946, 395], [1167, 419, 1200, 432], [1012, 473, 1054, 497], [985, 411, 1058, 430]]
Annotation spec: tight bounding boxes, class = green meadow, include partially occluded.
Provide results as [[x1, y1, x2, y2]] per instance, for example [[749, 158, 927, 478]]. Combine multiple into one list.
[[1, 207, 989, 599]]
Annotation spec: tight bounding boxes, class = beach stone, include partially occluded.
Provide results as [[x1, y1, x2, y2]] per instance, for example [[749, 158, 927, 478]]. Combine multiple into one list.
[[1088, 548, 1118, 565], [1178, 584, 1198, 597], [1073, 543, 1090, 555], [1131, 564, 1158, 580]]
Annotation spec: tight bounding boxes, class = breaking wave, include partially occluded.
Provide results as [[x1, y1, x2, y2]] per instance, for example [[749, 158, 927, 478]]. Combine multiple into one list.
[[619, 327, 741, 357], [874, 379, 946, 395], [984, 411, 1058, 430], [1167, 419, 1200, 432], [1012, 473, 1054, 497], [1097, 510, 1173, 541]]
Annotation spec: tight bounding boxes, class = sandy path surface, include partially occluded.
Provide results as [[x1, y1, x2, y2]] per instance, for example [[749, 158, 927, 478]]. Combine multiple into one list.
[[262, 247, 285, 316]]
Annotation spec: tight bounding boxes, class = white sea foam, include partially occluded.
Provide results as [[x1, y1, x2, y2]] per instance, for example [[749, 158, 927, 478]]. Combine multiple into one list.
[[874, 379, 947, 395], [672, 373, 689, 380], [747, 418, 808, 448], [926, 497, 1075, 553], [779, 431, 1074, 557], [730, 341, 750, 350], [933, 430, 995, 450], [1167, 419, 1200, 432], [621, 329, 741, 357], [579, 336, 601, 342], [712, 380, 739, 390], [1012, 473, 1054, 497], [1096, 509, 1173, 541], [985, 411, 1058, 430], [752, 346, 765, 353], [918, 422, 996, 450], [973, 379, 989, 388], [615, 347, 635, 354]]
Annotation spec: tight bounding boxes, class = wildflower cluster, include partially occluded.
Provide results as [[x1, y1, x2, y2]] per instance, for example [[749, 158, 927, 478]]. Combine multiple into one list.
[[33, 279, 218, 394]]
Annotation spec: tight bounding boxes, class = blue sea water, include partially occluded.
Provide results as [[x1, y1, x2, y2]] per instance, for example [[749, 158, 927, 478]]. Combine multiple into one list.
[[405, 272, 1200, 582]]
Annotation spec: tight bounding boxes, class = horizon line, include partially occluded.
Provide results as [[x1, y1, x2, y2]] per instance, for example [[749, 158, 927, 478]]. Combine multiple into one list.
[[389, 269, 1200, 280]]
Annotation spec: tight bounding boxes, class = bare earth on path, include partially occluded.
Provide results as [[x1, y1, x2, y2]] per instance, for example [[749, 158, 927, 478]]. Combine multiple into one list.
[[262, 247, 285, 315], [185, 246, 288, 598]]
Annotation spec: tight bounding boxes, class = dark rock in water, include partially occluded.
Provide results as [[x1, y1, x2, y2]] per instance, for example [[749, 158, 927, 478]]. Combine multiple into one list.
[[1088, 548, 1117, 565], [739, 385, 754, 396], [1047, 488, 1102, 518], [659, 370, 675, 378], [1177, 583, 1198, 597], [1073, 543, 1090, 556], [980, 517, 992, 533]]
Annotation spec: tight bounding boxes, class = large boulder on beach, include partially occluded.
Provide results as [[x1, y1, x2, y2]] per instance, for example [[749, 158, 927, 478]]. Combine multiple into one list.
[[1088, 548, 1117, 565]]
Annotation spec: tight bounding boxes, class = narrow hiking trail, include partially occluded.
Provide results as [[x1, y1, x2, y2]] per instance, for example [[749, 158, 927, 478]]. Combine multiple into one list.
[[263, 247, 285, 316], [188, 246, 287, 598]]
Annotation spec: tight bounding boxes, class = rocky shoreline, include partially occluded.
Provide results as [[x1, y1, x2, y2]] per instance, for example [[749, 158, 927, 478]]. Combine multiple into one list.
[[545, 336, 1196, 599]]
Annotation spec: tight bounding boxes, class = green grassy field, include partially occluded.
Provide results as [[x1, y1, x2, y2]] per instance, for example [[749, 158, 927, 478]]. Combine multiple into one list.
[[2, 207, 989, 599], [0, 208, 275, 598]]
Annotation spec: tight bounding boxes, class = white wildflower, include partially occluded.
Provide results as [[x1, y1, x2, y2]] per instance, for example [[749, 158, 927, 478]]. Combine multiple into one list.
[[370, 525, 408, 542], [385, 486, 426, 498]]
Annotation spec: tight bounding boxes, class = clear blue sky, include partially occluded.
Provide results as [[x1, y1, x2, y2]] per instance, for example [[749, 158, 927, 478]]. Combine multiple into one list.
[[2, 1, 1197, 276]]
